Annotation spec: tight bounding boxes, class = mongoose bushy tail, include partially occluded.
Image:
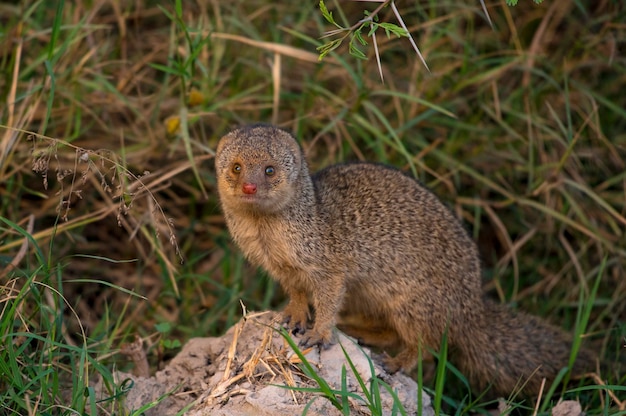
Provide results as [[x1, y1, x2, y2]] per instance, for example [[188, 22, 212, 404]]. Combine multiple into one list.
[[215, 124, 595, 398], [455, 299, 595, 397]]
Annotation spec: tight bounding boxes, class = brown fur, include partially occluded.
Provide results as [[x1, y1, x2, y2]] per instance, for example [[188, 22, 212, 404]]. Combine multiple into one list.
[[215, 124, 595, 398]]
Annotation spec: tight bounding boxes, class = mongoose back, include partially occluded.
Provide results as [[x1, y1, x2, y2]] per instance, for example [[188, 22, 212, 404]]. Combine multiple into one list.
[[215, 124, 594, 398]]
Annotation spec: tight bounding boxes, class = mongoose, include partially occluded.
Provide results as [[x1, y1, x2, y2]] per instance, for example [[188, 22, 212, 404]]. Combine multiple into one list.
[[215, 124, 595, 398]]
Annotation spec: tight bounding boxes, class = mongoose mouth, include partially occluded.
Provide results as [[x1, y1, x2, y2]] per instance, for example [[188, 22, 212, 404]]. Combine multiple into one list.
[[236, 194, 263, 204], [233, 194, 277, 214]]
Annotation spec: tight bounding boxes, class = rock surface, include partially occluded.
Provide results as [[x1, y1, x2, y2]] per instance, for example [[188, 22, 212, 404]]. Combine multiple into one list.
[[107, 311, 433, 415]]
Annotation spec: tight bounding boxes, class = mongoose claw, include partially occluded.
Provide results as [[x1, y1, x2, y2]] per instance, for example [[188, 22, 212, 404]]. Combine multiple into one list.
[[286, 320, 307, 335], [280, 302, 310, 334], [280, 312, 307, 335]]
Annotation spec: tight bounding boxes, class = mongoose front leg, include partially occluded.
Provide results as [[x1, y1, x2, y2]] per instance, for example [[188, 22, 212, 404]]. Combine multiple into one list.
[[281, 289, 310, 334], [299, 274, 345, 349]]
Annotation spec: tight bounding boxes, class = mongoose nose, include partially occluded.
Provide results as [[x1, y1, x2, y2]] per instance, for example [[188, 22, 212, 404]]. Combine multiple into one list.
[[242, 183, 257, 195]]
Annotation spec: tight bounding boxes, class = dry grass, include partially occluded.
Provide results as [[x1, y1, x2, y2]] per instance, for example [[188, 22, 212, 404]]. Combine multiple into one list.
[[0, 0, 625, 414]]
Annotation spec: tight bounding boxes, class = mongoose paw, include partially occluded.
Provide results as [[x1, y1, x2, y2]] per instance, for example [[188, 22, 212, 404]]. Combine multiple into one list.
[[381, 353, 402, 374], [299, 328, 333, 350]]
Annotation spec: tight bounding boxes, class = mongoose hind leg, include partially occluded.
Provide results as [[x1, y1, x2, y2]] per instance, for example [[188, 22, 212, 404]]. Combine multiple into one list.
[[383, 344, 421, 374], [340, 326, 401, 350], [337, 312, 430, 374], [381, 310, 435, 374], [337, 313, 401, 350]]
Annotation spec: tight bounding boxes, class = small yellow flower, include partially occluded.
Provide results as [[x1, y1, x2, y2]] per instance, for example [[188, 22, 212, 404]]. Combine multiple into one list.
[[188, 88, 204, 107], [165, 116, 181, 135]]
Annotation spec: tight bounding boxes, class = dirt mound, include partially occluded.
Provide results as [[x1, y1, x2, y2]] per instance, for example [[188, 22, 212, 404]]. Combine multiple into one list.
[[106, 311, 432, 415]]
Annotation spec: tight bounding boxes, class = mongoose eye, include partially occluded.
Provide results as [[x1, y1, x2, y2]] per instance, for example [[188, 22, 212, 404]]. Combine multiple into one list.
[[232, 163, 242, 174], [265, 166, 275, 176]]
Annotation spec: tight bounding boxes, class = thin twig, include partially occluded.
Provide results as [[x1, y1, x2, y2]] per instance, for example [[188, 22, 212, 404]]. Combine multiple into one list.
[[479, 0, 494, 29], [531, 378, 546, 416], [372, 31, 384, 82], [390, 0, 429, 72]]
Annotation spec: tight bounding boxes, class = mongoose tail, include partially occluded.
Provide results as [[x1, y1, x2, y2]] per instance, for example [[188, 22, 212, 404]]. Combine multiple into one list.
[[454, 299, 596, 398], [337, 299, 595, 399]]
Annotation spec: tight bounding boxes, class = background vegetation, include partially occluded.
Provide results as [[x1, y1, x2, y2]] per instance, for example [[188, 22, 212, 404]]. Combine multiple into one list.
[[0, 0, 624, 414]]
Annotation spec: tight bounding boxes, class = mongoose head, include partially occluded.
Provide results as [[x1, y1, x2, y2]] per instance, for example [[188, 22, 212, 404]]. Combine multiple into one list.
[[215, 125, 309, 214]]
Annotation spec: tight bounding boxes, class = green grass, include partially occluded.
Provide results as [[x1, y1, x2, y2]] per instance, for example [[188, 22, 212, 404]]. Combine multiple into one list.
[[0, 217, 126, 414], [278, 328, 409, 415], [1, 0, 625, 414]]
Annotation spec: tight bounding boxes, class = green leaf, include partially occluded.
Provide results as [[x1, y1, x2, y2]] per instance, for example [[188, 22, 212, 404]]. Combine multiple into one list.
[[379, 22, 408, 38], [354, 29, 368, 46], [349, 37, 367, 60], [149, 62, 186, 77], [319, 0, 341, 28], [317, 38, 343, 60], [162, 339, 182, 349], [367, 22, 378, 37], [155, 322, 172, 333], [157, 4, 174, 21], [175, 0, 183, 18]]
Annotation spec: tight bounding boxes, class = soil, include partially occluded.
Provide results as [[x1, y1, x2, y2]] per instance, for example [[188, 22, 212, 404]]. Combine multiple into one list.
[[102, 311, 433, 415]]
